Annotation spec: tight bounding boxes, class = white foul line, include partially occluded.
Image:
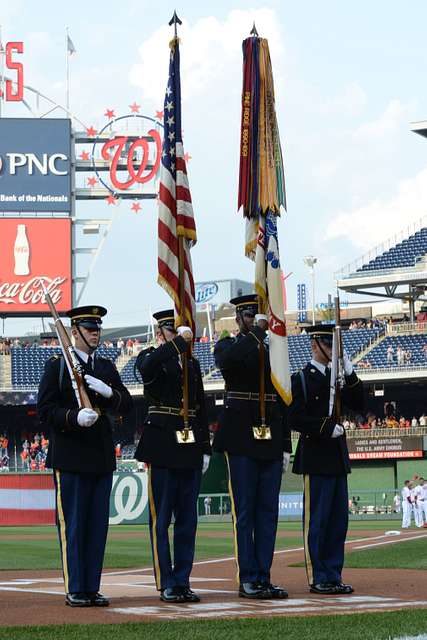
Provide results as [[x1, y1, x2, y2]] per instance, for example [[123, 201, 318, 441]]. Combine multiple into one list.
[[352, 533, 427, 550]]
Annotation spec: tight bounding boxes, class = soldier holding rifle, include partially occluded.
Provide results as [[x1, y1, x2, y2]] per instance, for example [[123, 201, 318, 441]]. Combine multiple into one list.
[[214, 294, 291, 600], [135, 310, 211, 604], [37, 304, 132, 608], [289, 303, 363, 595]]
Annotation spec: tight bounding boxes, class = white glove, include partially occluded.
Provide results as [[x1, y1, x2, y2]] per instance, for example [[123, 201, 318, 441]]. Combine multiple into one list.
[[282, 452, 291, 473], [177, 326, 193, 342], [202, 454, 210, 474], [255, 313, 268, 323], [84, 374, 113, 398], [77, 408, 99, 427], [331, 424, 344, 438], [343, 351, 354, 376]]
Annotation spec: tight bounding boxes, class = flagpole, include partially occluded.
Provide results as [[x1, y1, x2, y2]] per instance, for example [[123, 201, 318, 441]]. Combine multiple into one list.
[[66, 26, 70, 116], [168, 11, 190, 435]]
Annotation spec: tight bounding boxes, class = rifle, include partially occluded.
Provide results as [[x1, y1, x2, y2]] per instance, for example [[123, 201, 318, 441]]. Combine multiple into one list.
[[329, 296, 344, 421], [41, 283, 93, 409]]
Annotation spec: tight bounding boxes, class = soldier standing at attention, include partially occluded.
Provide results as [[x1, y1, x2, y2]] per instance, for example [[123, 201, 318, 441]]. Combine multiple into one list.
[[289, 325, 363, 595], [37, 306, 133, 607], [135, 310, 211, 604], [214, 294, 291, 600]]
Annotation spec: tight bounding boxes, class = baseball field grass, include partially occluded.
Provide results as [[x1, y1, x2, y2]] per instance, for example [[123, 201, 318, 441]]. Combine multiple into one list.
[[0, 519, 410, 571], [0, 610, 426, 640], [0, 519, 426, 639]]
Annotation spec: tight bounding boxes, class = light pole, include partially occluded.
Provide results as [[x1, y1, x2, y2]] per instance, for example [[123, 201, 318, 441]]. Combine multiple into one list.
[[303, 255, 317, 326]]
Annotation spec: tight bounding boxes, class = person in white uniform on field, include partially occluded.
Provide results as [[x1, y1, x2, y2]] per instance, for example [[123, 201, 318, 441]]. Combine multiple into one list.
[[413, 481, 424, 527], [401, 480, 414, 528], [415, 478, 427, 527], [393, 493, 401, 513]]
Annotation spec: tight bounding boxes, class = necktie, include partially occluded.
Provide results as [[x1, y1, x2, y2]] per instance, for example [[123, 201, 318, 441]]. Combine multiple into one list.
[[87, 355, 94, 375]]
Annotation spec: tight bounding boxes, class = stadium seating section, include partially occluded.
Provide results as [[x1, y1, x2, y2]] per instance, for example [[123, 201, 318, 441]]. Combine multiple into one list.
[[9, 330, 427, 387], [11, 346, 120, 386], [357, 227, 427, 272], [362, 335, 427, 369], [102, 329, 382, 386]]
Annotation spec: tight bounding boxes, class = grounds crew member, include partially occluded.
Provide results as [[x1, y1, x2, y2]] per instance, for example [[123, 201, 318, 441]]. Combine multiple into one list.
[[37, 306, 133, 608], [289, 325, 363, 595], [135, 310, 211, 604], [214, 294, 291, 600]]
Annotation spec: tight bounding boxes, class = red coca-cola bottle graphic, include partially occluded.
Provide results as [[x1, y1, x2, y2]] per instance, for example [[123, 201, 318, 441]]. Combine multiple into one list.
[[14, 224, 30, 276]]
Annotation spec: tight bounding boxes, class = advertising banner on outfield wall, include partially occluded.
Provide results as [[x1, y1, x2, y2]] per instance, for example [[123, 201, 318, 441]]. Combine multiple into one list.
[[0, 118, 71, 212], [0, 472, 148, 526], [278, 493, 303, 517], [348, 435, 424, 460], [0, 218, 72, 314]]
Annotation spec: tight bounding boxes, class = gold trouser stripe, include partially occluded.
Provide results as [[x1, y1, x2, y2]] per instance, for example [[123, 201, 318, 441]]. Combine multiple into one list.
[[55, 470, 69, 593], [303, 474, 314, 585], [225, 452, 240, 585], [147, 466, 161, 590]]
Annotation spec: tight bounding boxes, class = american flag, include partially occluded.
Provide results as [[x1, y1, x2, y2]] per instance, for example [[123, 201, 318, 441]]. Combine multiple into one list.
[[158, 38, 197, 332]]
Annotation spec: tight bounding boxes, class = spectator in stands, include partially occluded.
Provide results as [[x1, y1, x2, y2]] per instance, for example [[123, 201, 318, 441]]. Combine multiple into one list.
[[21, 449, 29, 471], [125, 338, 134, 356], [386, 345, 394, 364], [115, 443, 122, 459], [423, 344, 427, 361], [396, 346, 405, 366], [404, 349, 412, 364], [412, 416, 419, 427], [0, 434, 8, 458], [420, 414, 426, 427], [117, 337, 125, 355]]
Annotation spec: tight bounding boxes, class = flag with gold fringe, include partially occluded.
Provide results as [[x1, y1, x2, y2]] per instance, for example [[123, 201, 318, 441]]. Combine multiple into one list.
[[239, 35, 291, 405], [158, 37, 197, 332]]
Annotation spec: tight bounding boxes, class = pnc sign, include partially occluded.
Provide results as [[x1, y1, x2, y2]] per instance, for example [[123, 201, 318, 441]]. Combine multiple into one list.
[[0, 118, 71, 212], [0, 152, 68, 176]]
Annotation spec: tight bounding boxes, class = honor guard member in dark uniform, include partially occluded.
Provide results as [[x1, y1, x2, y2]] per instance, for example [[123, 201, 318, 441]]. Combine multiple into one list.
[[289, 324, 363, 595], [37, 306, 133, 608], [214, 294, 291, 600], [135, 310, 211, 604]]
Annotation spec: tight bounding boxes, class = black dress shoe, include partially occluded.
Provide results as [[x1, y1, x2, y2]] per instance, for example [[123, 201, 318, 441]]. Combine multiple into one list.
[[176, 586, 201, 603], [65, 592, 91, 607], [160, 587, 186, 603], [310, 582, 339, 595], [257, 582, 289, 599], [331, 582, 354, 594], [239, 582, 268, 599], [87, 592, 110, 607]]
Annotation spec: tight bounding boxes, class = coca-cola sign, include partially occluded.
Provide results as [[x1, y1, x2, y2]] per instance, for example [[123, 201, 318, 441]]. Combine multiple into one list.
[[0, 218, 71, 314]]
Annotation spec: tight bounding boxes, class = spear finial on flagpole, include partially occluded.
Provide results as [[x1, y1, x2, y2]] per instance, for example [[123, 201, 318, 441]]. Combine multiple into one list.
[[250, 22, 259, 37], [169, 11, 182, 38]]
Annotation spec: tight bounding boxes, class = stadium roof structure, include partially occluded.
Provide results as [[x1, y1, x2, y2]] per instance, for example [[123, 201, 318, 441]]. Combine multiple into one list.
[[335, 217, 427, 319]]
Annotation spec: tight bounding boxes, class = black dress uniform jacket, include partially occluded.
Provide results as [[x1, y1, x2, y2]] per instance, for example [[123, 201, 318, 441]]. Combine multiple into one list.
[[289, 364, 363, 476], [213, 327, 291, 460], [135, 336, 211, 469], [37, 354, 133, 474]]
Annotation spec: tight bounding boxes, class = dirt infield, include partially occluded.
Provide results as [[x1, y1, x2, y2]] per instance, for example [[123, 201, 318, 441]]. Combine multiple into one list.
[[0, 529, 425, 627]]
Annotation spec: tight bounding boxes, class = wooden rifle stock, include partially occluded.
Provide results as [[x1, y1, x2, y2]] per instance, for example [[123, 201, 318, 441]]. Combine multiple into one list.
[[42, 287, 93, 409]]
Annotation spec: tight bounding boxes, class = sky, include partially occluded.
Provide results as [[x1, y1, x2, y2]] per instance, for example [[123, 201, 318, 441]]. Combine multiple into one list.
[[2, 0, 427, 334]]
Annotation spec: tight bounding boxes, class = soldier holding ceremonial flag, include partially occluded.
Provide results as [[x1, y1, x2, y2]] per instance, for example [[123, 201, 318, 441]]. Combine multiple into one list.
[[213, 28, 291, 600]]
